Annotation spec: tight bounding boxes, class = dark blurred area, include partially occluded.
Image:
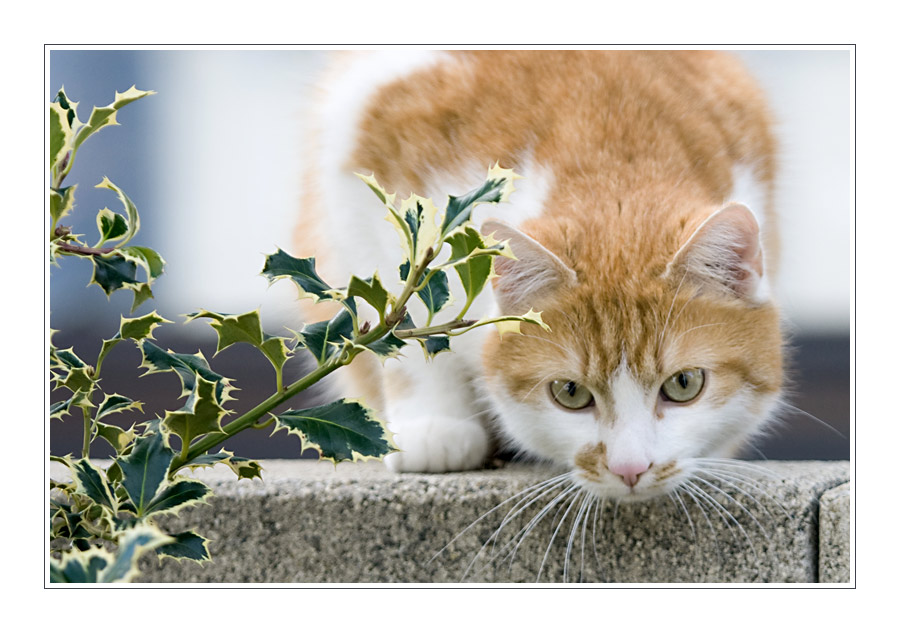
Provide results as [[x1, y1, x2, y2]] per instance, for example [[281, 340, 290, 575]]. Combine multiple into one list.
[[50, 326, 850, 461]]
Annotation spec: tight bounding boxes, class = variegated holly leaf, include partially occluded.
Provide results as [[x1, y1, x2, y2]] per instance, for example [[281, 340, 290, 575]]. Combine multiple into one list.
[[163, 376, 228, 453], [184, 309, 291, 376], [353, 330, 407, 362], [50, 347, 96, 395], [297, 308, 355, 366], [89, 253, 155, 311], [346, 273, 392, 318], [95, 207, 128, 246], [439, 163, 521, 238], [356, 172, 414, 262], [179, 450, 263, 481], [50, 524, 172, 583], [69, 458, 117, 511], [261, 248, 334, 302], [461, 308, 551, 338], [95, 393, 144, 421], [273, 399, 397, 464], [138, 341, 235, 404], [97, 311, 171, 371], [400, 261, 451, 319], [50, 390, 94, 420], [115, 425, 176, 517], [95, 177, 140, 246], [142, 479, 212, 517], [442, 224, 510, 308], [119, 245, 165, 281], [72, 86, 155, 155], [156, 530, 211, 563], [95, 421, 137, 453], [421, 335, 451, 359], [50, 185, 77, 227], [400, 194, 440, 266]]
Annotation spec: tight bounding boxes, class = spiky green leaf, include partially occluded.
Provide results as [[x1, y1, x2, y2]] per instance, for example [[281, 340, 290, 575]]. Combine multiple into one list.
[[439, 163, 521, 237], [422, 335, 452, 359], [163, 377, 227, 451], [116, 427, 176, 517], [184, 309, 291, 375], [95, 421, 136, 453], [297, 309, 354, 366], [119, 245, 165, 280], [98, 311, 171, 371], [72, 86, 155, 154], [95, 207, 128, 247], [356, 330, 406, 362], [180, 450, 263, 480], [261, 249, 333, 302], [346, 273, 391, 318], [70, 458, 117, 511], [156, 530, 211, 563], [50, 185, 77, 227], [400, 194, 440, 266], [138, 341, 234, 404], [95, 393, 144, 421], [274, 399, 397, 464], [418, 268, 451, 317], [143, 479, 211, 516], [94, 177, 140, 246], [444, 225, 502, 306], [460, 308, 551, 338]]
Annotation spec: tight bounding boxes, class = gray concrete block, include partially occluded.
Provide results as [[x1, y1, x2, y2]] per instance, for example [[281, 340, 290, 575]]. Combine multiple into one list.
[[128, 459, 849, 583], [818, 481, 852, 583]]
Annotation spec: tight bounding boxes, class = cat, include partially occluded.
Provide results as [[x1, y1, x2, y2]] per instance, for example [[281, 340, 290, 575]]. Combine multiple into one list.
[[295, 50, 783, 502]]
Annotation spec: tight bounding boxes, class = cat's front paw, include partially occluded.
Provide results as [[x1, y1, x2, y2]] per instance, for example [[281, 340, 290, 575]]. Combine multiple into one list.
[[383, 415, 490, 473]]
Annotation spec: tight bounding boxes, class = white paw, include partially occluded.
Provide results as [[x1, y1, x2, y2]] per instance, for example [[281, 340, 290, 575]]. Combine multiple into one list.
[[383, 415, 490, 473]]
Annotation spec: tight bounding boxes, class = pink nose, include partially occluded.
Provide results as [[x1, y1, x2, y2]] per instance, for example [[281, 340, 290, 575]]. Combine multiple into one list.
[[609, 461, 651, 488]]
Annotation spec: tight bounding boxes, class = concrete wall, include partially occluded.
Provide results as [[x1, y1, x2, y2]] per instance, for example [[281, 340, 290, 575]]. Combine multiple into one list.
[[132, 460, 851, 584]]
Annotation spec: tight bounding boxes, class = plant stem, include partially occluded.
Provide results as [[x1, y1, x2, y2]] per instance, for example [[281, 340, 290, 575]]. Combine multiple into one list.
[[81, 407, 92, 459]]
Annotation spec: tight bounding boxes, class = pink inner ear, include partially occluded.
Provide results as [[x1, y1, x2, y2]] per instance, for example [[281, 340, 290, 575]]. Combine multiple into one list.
[[673, 203, 765, 298], [482, 219, 577, 314]]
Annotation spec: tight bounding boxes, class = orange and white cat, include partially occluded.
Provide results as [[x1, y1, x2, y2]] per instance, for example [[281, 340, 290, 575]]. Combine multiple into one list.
[[296, 50, 783, 501]]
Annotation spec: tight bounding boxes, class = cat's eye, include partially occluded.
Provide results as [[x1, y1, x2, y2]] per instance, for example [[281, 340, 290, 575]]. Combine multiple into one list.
[[660, 369, 705, 403], [549, 380, 594, 410]]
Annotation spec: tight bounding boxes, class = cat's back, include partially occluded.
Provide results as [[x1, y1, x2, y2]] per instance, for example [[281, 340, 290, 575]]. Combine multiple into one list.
[[297, 50, 777, 292]]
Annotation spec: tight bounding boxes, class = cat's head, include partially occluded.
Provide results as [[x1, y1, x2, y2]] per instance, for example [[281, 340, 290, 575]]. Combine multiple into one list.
[[480, 203, 783, 502]]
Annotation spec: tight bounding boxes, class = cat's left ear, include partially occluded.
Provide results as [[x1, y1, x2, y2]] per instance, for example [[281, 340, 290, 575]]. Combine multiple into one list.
[[667, 203, 769, 303], [482, 219, 578, 314]]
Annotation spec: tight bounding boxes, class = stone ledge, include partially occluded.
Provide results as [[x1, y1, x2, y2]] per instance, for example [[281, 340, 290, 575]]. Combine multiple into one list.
[[819, 481, 852, 583], [118, 459, 850, 583]]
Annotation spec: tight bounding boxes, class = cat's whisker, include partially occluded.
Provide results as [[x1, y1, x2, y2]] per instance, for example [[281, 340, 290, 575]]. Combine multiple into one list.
[[780, 402, 847, 440], [655, 269, 690, 356], [432, 472, 570, 567], [690, 474, 769, 538], [693, 457, 779, 479], [683, 480, 760, 565], [539, 489, 584, 582], [578, 495, 594, 582], [498, 482, 580, 573], [485, 475, 572, 559], [563, 491, 591, 583], [693, 467, 791, 520], [591, 497, 606, 571], [669, 488, 697, 544], [677, 482, 722, 562]]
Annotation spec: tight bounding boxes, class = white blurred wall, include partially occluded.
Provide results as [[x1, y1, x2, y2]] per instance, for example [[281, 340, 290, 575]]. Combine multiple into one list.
[[150, 48, 852, 335]]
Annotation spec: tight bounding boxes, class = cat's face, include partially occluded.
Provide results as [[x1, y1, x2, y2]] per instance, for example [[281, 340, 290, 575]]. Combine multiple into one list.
[[480, 204, 783, 502]]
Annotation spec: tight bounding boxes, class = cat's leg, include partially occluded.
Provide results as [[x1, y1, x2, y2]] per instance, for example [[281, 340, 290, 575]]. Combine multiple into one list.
[[378, 343, 491, 473]]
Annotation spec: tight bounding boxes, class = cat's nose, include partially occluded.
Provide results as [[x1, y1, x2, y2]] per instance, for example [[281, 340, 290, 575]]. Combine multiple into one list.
[[609, 461, 651, 488]]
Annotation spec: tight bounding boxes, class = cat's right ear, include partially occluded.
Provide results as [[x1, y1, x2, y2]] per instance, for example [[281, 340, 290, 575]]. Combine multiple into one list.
[[482, 219, 578, 314]]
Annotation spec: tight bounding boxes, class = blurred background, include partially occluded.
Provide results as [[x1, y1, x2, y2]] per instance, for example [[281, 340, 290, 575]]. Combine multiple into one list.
[[48, 48, 852, 460]]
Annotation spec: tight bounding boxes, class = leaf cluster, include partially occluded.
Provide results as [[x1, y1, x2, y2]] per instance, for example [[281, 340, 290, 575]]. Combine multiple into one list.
[[49, 86, 548, 583]]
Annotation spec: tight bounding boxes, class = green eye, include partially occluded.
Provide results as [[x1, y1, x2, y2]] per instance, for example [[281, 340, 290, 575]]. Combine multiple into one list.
[[661, 369, 705, 403], [549, 380, 594, 410]]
